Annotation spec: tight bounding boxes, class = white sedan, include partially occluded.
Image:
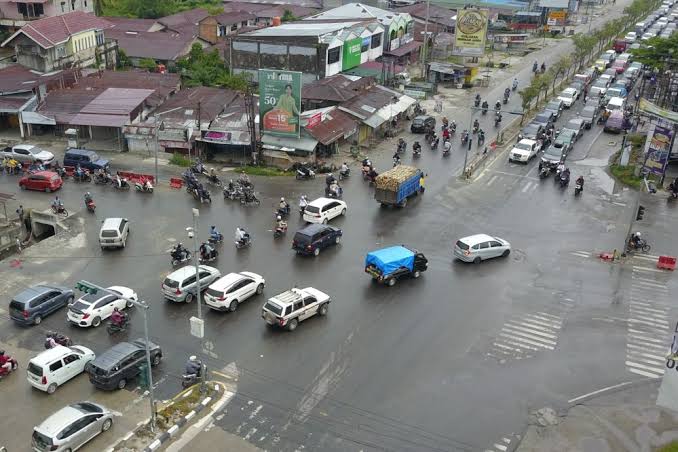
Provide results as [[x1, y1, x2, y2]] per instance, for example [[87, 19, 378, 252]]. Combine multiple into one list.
[[67, 286, 137, 327], [557, 88, 578, 108], [204, 272, 265, 312]]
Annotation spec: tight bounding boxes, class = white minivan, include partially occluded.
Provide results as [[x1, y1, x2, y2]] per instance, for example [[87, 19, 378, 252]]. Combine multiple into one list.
[[99, 217, 129, 249], [27, 345, 95, 394], [605, 96, 626, 113]]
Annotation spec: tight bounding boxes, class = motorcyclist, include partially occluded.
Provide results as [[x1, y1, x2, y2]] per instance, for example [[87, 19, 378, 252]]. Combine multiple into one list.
[[74, 164, 85, 180], [197, 184, 209, 203], [495, 112, 502, 123], [185, 355, 202, 377], [367, 167, 378, 181], [51, 196, 63, 211], [412, 141, 422, 154], [0, 350, 11, 373], [392, 152, 401, 165], [512, 78, 519, 90], [110, 307, 127, 327], [473, 119, 480, 131], [504, 87, 510, 98], [279, 197, 290, 215], [210, 225, 221, 242], [325, 173, 336, 187], [172, 243, 188, 261], [362, 158, 372, 169], [474, 93, 481, 106], [275, 215, 287, 232], [238, 171, 250, 186], [495, 100, 501, 111], [576, 175, 584, 188], [442, 127, 450, 141], [450, 120, 456, 132], [481, 100, 489, 112], [340, 162, 349, 178], [115, 172, 124, 188], [533, 60, 538, 73], [235, 227, 250, 246], [397, 137, 406, 152], [200, 242, 215, 260], [541, 62, 546, 73], [478, 129, 485, 145], [443, 140, 452, 154], [142, 177, 153, 190], [45, 332, 58, 349], [227, 179, 235, 192], [299, 195, 308, 212], [561, 168, 571, 182], [556, 161, 566, 175], [84, 192, 93, 206]]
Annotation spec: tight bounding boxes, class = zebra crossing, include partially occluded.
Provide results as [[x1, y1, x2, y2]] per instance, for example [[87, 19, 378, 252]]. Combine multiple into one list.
[[488, 311, 565, 361], [626, 265, 672, 379], [484, 173, 541, 195]]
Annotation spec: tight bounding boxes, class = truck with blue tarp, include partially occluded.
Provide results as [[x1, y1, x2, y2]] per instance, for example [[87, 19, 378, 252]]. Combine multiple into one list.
[[364, 245, 428, 286], [374, 165, 423, 208]]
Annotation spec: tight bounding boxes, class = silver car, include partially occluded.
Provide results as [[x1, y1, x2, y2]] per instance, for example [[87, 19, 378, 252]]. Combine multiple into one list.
[[32, 401, 113, 451], [454, 234, 511, 264]]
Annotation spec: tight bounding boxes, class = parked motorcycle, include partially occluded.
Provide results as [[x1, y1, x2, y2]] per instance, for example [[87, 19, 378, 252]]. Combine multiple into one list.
[[296, 163, 316, 180], [134, 179, 154, 193], [0, 356, 18, 379]]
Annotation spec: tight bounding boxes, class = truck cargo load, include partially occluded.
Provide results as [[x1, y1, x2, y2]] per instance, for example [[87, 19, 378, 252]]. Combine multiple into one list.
[[364, 245, 428, 286], [374, 165, 422, 207]]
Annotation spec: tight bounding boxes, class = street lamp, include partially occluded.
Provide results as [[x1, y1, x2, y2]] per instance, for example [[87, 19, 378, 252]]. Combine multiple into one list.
[[186, 208, 206, 392], [154, 118, 165, 187]]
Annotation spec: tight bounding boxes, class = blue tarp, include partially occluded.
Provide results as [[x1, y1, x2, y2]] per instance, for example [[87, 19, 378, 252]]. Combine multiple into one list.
[[365, 246, 414, 276]]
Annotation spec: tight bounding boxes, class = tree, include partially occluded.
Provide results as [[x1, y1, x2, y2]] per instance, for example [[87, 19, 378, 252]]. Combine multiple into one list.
[[519, 85, 538, 119], [139, 58, 157, 71], [281, 9, 298, 22], [117, 48, 131, 69], [120, 0, 176, 18], [631, 33, 678, 71], [177, 43, 249, 91]]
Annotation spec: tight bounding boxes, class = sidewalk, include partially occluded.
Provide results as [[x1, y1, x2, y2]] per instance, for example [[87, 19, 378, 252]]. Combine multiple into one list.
[[517, 379, 678, 452]]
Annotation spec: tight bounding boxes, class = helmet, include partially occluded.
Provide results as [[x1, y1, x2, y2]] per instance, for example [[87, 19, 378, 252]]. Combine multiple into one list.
[[636, 232, 642, 238], [46, 331, 54, 337], [211, 225, 215, 229], [178, 242, 183, 247], [276, 215, 282, 221], [280, 197, 285, 201], [189, 355, 197, 361], [86, 192, 90, 196]]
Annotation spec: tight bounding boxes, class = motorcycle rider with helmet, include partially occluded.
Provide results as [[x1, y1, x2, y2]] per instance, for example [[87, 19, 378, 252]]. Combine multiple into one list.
[[299, 195, 308, 214], [185, 355, 202, 378], [235, 227, 250, 247], [0, 350, 12, 373], [171, 242, 189, 261], [278, 197, 290, 216], [84, 192, 93, 208], [110, 307, 127, 328], [576, 175, 584, 190], [209, 225, 221, 242], [199, 241, 215, 261], [340, 162, 350, 178]]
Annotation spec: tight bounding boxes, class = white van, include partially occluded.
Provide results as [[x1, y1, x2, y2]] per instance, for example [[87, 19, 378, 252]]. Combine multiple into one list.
[[27, 345, 95, 394], [99, 217, 129, 249], [605, 96, 626, 113]]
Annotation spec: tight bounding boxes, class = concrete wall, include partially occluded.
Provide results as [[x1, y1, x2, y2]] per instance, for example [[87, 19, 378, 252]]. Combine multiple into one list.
[[0, 0, 92, 22], [199, 17, 218, 44]]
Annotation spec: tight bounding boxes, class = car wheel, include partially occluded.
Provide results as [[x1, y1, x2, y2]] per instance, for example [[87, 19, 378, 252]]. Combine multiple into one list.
[[413, 270, 421, 278], [102, 418, 113, 432], [126, 300, 133, 308], [473, 257, 481, 264], [20, 184, 25, 190], [313, 247, 320, 256], [152, 354, 161, 366], [502, 249, 511, 257], [117, 378, 127, 390], [47, 383, 58, 394], [335, 236, 341, 244], [341, 208, 346, 216], [185, 293, 194, 303], [229, 300, 238, 312], [322, 218, 328, 224], [33, 315, 42, 325], [387, 278, 396, 287], [45, 187, 51, 193], [256, 283, 264, 295], [318, 303, 329, 316], [92, 316, 101, 327], [287, 318, 298, 331]]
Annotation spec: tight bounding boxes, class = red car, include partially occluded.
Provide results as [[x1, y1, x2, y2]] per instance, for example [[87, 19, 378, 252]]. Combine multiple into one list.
[[19, 171, 63, 192], [612, 61, 627, 74]]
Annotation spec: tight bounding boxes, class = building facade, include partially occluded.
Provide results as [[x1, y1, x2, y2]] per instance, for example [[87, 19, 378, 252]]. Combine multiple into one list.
[[0, 0, 93, 29]]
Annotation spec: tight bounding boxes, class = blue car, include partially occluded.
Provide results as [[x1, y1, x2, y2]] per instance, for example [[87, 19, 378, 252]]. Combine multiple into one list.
[[63, 148, 110, 172]]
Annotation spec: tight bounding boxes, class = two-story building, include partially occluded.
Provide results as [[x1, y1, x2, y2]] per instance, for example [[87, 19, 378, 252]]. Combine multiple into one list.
[[1, 11, 117, 72], [0, 0, 93, 30]]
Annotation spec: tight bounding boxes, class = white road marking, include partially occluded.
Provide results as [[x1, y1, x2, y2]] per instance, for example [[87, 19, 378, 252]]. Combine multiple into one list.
[[625, 360, 665, 375], [494, 444, 508, 451], [499, 332, 555, 349], [521, 182, 532, 193], [504, 323, 558, 340], [571, 252, 591, 258], [486, 175, 498, 186], [633, 266, 667, 274], [524, 314, 562, 329], [628, 318, 669, 329], [611, 201, 627, 207], [628, 367, 663, 378], [486, 169, 540, 181]]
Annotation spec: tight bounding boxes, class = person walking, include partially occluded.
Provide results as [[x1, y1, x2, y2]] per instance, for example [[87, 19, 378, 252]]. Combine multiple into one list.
[[16, 205, 23, 225]]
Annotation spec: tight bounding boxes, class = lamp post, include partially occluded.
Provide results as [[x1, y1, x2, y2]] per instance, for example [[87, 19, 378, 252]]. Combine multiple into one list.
[[153, 116, 165, 187], [186, 208, 206, 392]]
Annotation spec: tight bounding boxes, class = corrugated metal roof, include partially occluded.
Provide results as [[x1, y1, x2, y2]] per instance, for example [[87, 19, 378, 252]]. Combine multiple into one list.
[[262, 133, 318, 151], [69, 113, 129, 127], [304, 108, 357, 145], [80, 88, 154, 115], [241, 21, 360, 37]]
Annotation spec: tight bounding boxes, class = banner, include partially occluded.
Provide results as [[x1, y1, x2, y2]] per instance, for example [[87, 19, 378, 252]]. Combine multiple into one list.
[[259, 69, 302, 138], [639, 98, 678, 123], [547, 11, 566, 26], [453, 8, 488, 57], [645, 125, 673, 176], [342, 37, 362, 70]]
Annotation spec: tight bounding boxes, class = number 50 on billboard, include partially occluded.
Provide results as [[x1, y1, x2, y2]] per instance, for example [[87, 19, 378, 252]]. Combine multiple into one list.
[[259, 69, 302, 138]]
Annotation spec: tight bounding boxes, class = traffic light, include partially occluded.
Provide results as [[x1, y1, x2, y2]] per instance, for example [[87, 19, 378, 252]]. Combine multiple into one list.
[[74, 280, 98, 294], [636, 205, 645, 221]]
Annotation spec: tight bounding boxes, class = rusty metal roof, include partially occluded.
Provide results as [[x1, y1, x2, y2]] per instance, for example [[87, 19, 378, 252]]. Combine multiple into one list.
[[302, 74, 373, 103], [304, 108, 357, 145]]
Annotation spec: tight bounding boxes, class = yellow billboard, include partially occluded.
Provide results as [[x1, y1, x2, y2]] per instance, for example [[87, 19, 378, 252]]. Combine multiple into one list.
[[453, 8, 488, 57]]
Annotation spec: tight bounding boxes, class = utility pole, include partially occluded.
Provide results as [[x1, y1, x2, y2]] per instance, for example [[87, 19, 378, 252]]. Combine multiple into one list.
[[187, 208, 206, 392], [421, 0, 431, 78], [74, 281, 157, 431]]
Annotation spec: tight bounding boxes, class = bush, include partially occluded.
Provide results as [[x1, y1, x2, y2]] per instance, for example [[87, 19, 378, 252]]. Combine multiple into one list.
[[169, 153, 191, 167]]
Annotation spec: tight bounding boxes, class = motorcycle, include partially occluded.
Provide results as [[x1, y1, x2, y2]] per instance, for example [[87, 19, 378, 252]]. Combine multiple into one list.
[[86, 199, 96, 213], [72, 171, 91, 183], [443, 147, 450, 157], [182, 365, 204, 388], [170, 248, 192, 267], [626, 237, 651, 253], [472, 124, 479, 135], [0, 357, 18, 379], [539, 166, 550, 179], [559, 172, 570, 187], [413, 103, 426, 116], [190, 161, 207, 176], [477, 133, 485, 146], [273, 222, 288, 239], [240, 192, 260, 206], [574, 182, 583, 196], [481, 104, 488, 115], [192, 188, 211, 204], [397, 140, 407, 154], [494, 115, 502, 128], [94, 173, 112, 185], [235, 236, 252, 249], [339, 168, 350, 180], [413, 148, 421, 158], [51, 205, 68, 218], [474, 97, 481, 108], [296, 164, 316, 180], [461, 131, 469, 146], [106, 318, 129, 334], [223, 186, 243, 200], [325, 185, 343, 198], [392, 158, 401, 167], [113, 178, 130, 190], [44, 332, 72, 349], [134, 179, 154, 193], [199, 248, 218, 263], [208, 233, 223, 244]]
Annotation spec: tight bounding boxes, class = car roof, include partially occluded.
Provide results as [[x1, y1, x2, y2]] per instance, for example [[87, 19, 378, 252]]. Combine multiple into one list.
[[30, 345, 74, 366], [29, 171, 58, 178], [209, 272, 247, 290], [13, 285, 54, 302], [66, 148, 96, 155], [102, 217, 124, 229], [561, 88, 577, 95], [14, 144, 36, 151], [517, 139, 537, 146], [458, 234, 496, 245], [567, 118, 584, 124], [414, 115, 432, 120], [90, 339, 155, 370], [36, 405, 87, 435], [308, 197, 343, 207], [297, 223, 335, 235], [166, 264, 218, 281]]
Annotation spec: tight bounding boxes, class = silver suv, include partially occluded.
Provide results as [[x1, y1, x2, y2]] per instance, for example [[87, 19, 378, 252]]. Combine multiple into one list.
[[32, 401, 113, 451]]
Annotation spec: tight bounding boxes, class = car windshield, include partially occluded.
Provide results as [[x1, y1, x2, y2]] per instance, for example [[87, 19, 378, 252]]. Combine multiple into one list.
[[32, 430, 52, 448], [546, 101, 560, 110], [163, 278, 179, 288], [535, 114, 549, 123], [72, 402, 102, 414], [101, 230, 118, 238], [515, 143, 532, 151], [27, 147, 44, 155], [523, 125, 539, 134], [264, 301, 283, 316], [293, 232, 311, 244], [593, 80, 607, 88], [455, 240, 469, 250], [560, 91, 574, 99], [566, 121, 580, 129], [608, 89, 623, 97], [544, 147, 562, 158]]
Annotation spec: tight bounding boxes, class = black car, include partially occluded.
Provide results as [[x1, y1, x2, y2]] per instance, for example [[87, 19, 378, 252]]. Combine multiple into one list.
[[63, 148, 110, 172], [541, 145, 565, 168], [518, 122, 544, 141], [86, 339, 162, 390], [410, 115, 436, 133], [580, 106, 597, 129], [534, 111, 555, 128], [9, 285, 74, 326], [292, 224, 342, 256]]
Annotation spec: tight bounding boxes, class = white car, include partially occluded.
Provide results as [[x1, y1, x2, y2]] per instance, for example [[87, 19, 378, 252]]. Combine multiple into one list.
[[509, 139, 540, 163], [1, 144, 55, 166], [204, 272, 265, 312], [303, 197, 347, 224], [67, 286, 137, 327], [261, 287, 331, 331], [625, 31, 637, 42], [557, 88, 578, 108], [27, 345, 95, 394], [453, 234, 511, 264]]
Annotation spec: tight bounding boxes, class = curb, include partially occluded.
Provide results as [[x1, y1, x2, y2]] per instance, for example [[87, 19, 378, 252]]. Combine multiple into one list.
[[567, 377, 660, 407]]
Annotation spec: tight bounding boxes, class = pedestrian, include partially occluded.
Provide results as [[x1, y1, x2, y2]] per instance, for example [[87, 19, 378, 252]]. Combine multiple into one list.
[[419, 174, 425, 193], [16, 205, 23, 224], [15, 236, 22, 254]]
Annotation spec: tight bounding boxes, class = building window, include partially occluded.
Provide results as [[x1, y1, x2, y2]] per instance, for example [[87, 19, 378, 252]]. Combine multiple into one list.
[[371, 34, 381, 49], [327, 46, 340, 64], [361, 40, 369, 53], [231, 24, 238, 31]]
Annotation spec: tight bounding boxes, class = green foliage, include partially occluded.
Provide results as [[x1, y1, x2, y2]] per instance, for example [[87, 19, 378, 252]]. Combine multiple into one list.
[[176, 44, 249, 91], [281, 9, 298, 22], [100, 0, 223, 19], [138, 58, 158, 71], [630, 33, 678, 71], [117, 48, 131, 69], [658, 441, 678, 452], [169, 153, 192, 167]]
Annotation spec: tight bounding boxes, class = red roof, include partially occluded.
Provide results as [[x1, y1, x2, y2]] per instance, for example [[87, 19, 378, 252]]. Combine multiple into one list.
[[305, 109, 357, 145], [2, 11, 113, 49]]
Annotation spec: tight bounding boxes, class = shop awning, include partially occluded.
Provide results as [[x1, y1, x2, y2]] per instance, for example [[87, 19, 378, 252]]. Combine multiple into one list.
[[363, 109, 390, 129], [262, 133, 318, 152], [385, 40, 422, 58]]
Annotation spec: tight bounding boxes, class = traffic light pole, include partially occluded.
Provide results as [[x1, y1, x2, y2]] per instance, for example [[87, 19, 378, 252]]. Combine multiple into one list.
[[75, 280, 157, 431], [622, 177, 646, 258]]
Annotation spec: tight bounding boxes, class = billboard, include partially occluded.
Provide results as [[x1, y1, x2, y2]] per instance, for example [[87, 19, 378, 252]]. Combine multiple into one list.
[[639, 98, 678, 123], [453, 8, 488, 57], [645, 125, 673, 177], [342, 37, 362, 70], [259, 69, 302, 138]]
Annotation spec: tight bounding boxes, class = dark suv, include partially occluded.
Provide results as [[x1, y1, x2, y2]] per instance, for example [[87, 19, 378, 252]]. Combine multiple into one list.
[[63, 148, 110, 172], [292, 224, 342, 256], [85, 339, 162, 390], [410, 115, 436, 133], [9, 285, 74, 326]]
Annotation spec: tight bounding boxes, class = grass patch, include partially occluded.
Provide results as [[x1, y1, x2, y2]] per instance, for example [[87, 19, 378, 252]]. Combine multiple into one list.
[[169, 153, 191, 167], [240, 165, 292, 176], [610, 164, 643, 189], [658, 441, 678, 452]]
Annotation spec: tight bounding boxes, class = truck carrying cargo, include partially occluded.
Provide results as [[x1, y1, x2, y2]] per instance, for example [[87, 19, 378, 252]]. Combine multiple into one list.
[[374, 165, 423, 207], [365, 245, 428, 286]]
